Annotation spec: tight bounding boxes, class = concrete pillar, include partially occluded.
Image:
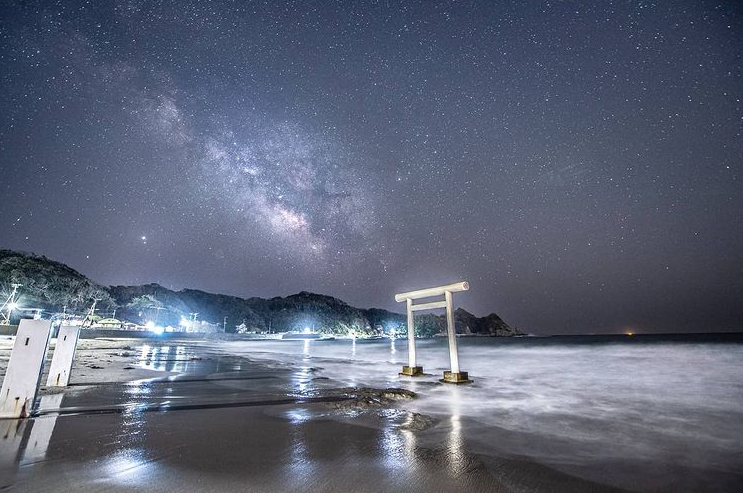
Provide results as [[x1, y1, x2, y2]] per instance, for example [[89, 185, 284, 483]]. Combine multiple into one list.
[[441, 291, 469, 384], [407, 298, 415, 367], [400, 298, 423, 376], [445, 291, 460, 373], [46, 325, 80, 387], [0, 319, 53, 418]]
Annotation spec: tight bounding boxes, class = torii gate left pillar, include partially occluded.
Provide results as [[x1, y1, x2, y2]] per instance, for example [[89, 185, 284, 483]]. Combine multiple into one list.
[[395, 281, 471, 384]]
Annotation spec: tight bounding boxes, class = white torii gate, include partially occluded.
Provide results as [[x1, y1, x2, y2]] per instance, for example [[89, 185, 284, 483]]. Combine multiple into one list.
[[395, 281, 471, 383]]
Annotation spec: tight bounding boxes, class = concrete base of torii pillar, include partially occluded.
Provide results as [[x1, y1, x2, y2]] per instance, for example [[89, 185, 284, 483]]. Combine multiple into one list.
[[441, 370, 472, 384], [399, 365, 424, 376]]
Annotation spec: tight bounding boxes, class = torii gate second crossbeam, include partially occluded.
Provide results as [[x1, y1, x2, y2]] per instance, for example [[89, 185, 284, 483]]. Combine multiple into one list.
[[395, 281, 471, 384]]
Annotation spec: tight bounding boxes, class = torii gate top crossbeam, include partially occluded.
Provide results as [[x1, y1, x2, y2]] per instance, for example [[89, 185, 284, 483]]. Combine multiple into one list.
[[394, 281, 469, 302]]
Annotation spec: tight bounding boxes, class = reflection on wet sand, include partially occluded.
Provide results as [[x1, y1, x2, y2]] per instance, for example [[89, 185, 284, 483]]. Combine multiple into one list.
[[287, 413, 316, 486], [20, 394, 64, 466], [380, 415, 406, 472], [0, 418, 28, 466], [1, 394, 63, 475], [3, 342, 432, 491], [101, 448, 153, 487], [2, 337, 740, 492], [446, 387, 466, 477], [400, 413, 417, 471]]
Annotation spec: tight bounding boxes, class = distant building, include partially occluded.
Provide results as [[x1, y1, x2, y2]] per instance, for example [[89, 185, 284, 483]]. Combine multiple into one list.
[[96, 318, 124, 329]]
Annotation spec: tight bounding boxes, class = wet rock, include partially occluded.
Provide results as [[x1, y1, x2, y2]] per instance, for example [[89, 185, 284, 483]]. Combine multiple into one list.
[[326, 387, 417, 410], [399, 412, 438, 431]]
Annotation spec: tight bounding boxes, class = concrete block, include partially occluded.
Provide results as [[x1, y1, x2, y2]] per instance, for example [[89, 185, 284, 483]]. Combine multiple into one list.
[[441, 371, 471, 384], [399, 365, 424, 376], [46, 326, 80, 387], [0, 319, 53, 418]]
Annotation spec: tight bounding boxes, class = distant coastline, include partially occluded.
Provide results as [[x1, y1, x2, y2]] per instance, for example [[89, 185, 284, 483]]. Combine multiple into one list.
[[0, 249, 521, 337]]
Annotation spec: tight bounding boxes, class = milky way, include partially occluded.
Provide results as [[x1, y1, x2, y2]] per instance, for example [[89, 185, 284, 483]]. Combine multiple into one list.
[[1, 1, 741, 333]]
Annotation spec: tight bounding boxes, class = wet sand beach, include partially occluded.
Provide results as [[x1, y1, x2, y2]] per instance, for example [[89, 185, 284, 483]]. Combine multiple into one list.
[[1, 336, 742, 492]]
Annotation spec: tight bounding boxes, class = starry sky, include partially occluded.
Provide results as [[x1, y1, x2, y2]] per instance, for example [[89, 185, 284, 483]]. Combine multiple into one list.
[[1, 1, 741, 334]]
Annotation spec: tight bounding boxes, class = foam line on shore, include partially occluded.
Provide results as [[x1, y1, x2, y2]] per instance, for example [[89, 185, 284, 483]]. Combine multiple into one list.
[[31, 387, 417, 417], [31, 395, 358, 417], [63, 374, 280, 387]]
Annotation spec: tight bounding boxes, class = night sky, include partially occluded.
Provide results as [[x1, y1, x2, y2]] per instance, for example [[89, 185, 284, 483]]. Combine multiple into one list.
[[1, 1, 741, 334]]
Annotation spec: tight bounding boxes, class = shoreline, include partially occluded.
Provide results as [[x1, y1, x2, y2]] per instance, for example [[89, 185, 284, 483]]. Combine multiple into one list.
[[0, 337, 599, 492], [1, 336, 742, 492]]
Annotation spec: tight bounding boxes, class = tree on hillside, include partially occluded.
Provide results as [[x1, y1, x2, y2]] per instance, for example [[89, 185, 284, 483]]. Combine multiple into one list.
[[127, 295, 166, 324]]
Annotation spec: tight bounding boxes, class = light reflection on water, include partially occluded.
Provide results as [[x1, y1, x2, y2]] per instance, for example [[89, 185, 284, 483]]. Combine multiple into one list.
[[380, 422, 406, 471], [293, 366, 313, 393], [400, 413, 417, 469], [138, 345, 192, 373]]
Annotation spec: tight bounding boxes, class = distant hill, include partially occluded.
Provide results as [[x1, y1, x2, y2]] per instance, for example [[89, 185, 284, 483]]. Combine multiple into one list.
[[0, 249, 115, 313], [0, 249, 521, 337]]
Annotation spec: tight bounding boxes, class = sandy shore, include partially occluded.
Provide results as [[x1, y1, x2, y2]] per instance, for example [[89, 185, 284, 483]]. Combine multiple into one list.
[[0, 336, 175, 385], [1, 336, 739, 492]]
